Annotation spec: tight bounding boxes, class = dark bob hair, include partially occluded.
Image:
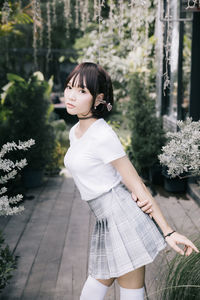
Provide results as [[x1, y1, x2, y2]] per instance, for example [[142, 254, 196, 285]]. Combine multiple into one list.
[[65, 62, 113, 118]]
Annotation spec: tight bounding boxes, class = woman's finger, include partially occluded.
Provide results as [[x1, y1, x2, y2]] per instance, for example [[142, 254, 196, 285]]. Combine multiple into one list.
[[131, 192, 138, 201], [185, 247, 193, 256], [144, 208, 153, 214], [177, 238, 199, 253], [167, 239, 184, 255], [141, 203, 152, 212], [137, 200, 152, 208]]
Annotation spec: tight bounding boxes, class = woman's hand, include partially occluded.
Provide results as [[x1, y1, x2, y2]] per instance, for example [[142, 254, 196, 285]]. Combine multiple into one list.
[[131, 192, 153, 218], [165, 232, 199, 256]]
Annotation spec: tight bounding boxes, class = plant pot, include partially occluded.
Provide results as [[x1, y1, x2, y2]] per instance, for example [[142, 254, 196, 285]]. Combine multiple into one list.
[[21, 168, 44, 188], [164, 176, 187, 193], [162, 167, 188, 193], [149, 164, 164, 185]]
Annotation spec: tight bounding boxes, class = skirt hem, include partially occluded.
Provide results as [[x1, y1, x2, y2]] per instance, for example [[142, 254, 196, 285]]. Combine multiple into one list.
[[88, 242, 166, 279]]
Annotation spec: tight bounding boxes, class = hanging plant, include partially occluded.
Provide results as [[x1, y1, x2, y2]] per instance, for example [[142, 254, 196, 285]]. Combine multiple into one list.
[[46, 1, 52, 68], [32, 0, 43, 69], [75, 0, 79, 28], [162, 0, 172, 94], [52, 0, 57, 25], [75, 0, 156, 100]]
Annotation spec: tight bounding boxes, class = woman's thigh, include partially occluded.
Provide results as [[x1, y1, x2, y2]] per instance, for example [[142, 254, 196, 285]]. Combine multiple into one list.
[[96, 277, 116, 287], [117, 266, 145, 289]]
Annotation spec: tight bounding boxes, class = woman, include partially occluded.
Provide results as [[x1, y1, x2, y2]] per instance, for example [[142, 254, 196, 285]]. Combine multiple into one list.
[[64, 62, 199, 300]]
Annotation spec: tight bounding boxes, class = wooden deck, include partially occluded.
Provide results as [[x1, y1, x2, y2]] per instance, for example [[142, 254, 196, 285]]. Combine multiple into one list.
[[0, 169, 199, 300]]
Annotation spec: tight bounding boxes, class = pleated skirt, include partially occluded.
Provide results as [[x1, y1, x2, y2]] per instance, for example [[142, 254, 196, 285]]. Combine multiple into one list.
[[87, 182, 166, 279]]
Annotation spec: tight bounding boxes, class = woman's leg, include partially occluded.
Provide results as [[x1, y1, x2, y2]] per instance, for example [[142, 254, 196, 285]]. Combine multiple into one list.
[[117, 266, 145, 300], [80, 275, 115, 300]]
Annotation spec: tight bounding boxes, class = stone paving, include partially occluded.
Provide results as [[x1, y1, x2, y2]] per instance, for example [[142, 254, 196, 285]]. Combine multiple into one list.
[[0, 168, 199, 300]]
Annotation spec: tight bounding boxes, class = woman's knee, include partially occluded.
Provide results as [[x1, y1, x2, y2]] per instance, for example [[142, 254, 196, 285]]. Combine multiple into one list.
[[117, 266, 145, 289]]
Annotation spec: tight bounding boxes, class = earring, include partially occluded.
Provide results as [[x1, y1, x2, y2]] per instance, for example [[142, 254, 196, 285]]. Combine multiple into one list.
[[94, 106, 97, 110]]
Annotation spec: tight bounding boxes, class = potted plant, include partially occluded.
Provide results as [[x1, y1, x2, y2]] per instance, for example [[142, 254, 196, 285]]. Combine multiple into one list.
[[158, 118, 200, 193], [1, 72, 56, 188], [127, 73, 166, 184]]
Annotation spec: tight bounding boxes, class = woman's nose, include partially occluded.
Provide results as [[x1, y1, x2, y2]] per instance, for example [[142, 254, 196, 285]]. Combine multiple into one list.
[[69, 89, 76, 100]]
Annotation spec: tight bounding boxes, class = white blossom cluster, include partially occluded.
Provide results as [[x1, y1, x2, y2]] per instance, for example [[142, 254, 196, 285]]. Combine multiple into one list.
[[0, 139, 35, 216], [159, 118, 200, 178]]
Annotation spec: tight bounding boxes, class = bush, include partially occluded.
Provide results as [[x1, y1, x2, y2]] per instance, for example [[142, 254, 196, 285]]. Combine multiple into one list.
[[127, 73, 165, 175], [0, 231, 17, 293], [45, 119, 70, 174], [0, 72, 56, 171]]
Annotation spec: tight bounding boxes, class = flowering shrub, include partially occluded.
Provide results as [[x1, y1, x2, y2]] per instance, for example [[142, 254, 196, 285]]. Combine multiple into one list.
[[0, 231, 18, 292], [159, 118, 200, 178], [0, 139, 35, 216]]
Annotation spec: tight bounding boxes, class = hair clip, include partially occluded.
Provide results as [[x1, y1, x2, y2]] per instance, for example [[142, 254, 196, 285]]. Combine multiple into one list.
[[98, 99, 112, 111], [106, 103, 112, 111]]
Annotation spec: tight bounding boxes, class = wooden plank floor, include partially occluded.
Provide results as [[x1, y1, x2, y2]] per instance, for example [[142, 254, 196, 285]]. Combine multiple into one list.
[[0, 170, 199, 300]]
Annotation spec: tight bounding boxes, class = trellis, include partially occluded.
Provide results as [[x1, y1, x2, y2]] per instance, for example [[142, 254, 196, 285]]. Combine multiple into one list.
[[159, 0, 198, 94]]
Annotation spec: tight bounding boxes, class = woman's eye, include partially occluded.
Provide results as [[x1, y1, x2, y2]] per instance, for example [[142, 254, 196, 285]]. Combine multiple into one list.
[[66, 85, 72, 89], [80, 89, 86, 94]]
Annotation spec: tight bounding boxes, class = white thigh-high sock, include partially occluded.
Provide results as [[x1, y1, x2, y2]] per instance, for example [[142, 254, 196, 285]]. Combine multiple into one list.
[[120, 286, 145, 300], [80, 275, 109, 300]]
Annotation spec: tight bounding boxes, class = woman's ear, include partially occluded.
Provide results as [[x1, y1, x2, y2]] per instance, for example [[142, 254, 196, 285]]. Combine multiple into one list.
[[95, 93, 105, 107]]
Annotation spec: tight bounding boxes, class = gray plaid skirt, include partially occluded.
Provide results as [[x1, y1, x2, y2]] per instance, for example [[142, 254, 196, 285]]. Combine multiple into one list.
[[87, 182, 166, 279]]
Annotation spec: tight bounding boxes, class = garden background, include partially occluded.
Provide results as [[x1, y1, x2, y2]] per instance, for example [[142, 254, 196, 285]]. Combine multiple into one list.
[[0, 0, 200, 299]]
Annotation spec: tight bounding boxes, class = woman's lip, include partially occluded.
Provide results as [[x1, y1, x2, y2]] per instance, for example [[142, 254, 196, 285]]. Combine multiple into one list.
[[66, 103, 75, 108]]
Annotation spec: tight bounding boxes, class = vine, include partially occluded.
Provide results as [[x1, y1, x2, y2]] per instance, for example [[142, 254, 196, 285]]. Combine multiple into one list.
[[75, 0, 79, 28], [163, 0, 171, 94], [32, 0, 41, 69], [63, 0, 71, 38], [52, 0, 57, 25]]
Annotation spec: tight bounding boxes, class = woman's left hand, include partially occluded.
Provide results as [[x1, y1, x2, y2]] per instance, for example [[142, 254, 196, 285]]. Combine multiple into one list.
[[165, 232, 199, 256], [131, 192, 153, 218]]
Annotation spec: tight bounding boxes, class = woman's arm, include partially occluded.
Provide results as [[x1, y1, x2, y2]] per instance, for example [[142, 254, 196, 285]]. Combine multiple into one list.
[[111, 155, 199, 256]]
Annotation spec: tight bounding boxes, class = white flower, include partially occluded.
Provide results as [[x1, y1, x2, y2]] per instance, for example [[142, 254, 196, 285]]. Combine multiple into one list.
[[0, 139, 35, 216]]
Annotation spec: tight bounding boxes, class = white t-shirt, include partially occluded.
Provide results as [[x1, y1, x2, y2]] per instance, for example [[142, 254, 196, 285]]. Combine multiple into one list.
[[64, 118, 126, 201]]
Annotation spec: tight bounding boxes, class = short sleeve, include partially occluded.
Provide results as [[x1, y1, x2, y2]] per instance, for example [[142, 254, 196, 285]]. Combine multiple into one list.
[[95, 128, 126, 164]]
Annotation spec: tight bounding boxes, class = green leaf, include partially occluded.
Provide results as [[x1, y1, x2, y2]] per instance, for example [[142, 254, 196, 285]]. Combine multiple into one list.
[[15, 12, 32, 24], [7, 73, 25, 83], [1, 82, 14, 105]]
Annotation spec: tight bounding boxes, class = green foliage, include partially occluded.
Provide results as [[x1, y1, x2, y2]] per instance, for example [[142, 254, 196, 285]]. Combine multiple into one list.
[[0, 231, 17, 292], [0, 72, 56, 171], [0, 2, 32, 37], [45, 119, 70, 175], [159, 239, 200, 300], [128, 73, 166, 174]]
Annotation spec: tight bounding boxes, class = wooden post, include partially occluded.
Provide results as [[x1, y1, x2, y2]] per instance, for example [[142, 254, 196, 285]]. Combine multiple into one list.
[[177, 1, 185, 121], [189, 12, 200, 121]]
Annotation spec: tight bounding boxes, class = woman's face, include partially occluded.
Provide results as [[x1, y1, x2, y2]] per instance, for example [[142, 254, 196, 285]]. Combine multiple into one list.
[[64, 75, 94, 118]]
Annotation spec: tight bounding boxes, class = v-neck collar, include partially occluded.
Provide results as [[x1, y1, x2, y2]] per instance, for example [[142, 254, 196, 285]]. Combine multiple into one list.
[[72, 118, 103, 141]]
